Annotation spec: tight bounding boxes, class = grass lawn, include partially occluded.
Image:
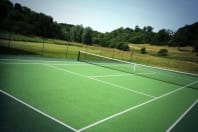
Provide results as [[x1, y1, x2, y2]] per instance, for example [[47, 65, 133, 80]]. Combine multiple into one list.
[[0, 35, 198, 74]]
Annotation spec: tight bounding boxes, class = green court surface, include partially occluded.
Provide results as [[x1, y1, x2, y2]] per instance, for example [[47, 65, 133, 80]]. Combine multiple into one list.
[[0, 55, 198, 132]]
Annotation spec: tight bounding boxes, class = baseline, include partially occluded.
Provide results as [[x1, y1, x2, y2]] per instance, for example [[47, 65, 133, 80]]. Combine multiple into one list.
[[0, 58, 84, 65], [89, 74, 131, 78], [89, 72, 156, 78], [0, 58, 66, 63], [137, 72, 156, 75], [0, 61, 89, 66]]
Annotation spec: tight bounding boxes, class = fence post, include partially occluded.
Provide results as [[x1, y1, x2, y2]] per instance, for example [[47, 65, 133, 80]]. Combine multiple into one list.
[[8, 32, 11, 48], [41, 38, 45, 56], [168, 59, 170, 66], [77, 51, 81, 61], [65, 45, 69, 58], [100, 46, 103, 55], [130, 48, 134, 62], [112, 48, 115, 58], [86, 44, 89, 52], [121, 50, 124, 60]]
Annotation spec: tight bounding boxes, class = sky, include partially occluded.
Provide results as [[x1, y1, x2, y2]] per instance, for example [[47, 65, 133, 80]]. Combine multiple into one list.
[[11, 0, 198, 33]]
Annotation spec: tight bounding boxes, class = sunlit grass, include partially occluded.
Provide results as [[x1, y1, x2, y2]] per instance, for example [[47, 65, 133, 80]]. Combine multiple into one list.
[[0, 38, 198, 74], [129, 43, 197, 62]]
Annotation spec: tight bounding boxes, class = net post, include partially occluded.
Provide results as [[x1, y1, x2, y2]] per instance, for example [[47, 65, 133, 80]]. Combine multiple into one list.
[[8, 31, 11, 48], [77, 51, 81, 61]]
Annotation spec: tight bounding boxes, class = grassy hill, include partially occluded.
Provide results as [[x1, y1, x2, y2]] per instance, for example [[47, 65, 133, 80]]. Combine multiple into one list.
[[129, 44, 198, 74], [0, 33, 198, 74], [129, 44, 197, 62]]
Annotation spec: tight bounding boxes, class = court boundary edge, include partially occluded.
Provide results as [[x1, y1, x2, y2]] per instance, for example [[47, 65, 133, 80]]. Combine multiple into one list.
[[77, 81, 198, 132], [0, 89, 78, 132], [166, 99, 198, 132]]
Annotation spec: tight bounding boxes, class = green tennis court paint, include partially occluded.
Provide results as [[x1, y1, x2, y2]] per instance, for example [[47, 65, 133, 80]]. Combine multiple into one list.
[[0, 55, 198, 132]]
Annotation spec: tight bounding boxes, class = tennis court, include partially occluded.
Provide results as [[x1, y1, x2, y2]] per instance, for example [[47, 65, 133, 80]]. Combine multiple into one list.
[[0, 52, 198, 132]]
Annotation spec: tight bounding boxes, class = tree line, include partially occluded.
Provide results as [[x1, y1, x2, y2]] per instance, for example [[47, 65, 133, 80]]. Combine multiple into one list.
[[0, 0, 198, 52]]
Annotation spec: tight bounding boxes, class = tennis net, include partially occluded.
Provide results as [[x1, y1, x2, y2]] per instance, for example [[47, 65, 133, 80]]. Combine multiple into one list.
[[78, 51, 198, 90]]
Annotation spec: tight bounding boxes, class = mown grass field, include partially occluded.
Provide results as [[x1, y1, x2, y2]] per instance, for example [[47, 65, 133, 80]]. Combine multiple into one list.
[[129, 44, 197, 62], [0, 32, 198, 74]]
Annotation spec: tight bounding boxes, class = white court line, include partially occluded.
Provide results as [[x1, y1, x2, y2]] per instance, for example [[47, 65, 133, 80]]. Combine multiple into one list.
[[88, 76, 155, 98], [0, 89, 78, 132], [52, 63, 88, 66], [44, 64, 155, 98], [0, 61, 88, 66], [88, 72, 156, 78], [89, 74, 131, 78], [0, 58, 84, 64], [0, 58, 66, 63], [77, 81, 198, 132], [137, 72, 156, 75], [166, 99, 198, 132], [0, 62, 44, 65], [100, 63, 131, 66]]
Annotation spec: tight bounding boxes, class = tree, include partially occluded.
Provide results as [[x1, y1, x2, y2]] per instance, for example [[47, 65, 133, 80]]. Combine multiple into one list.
[[0, 0, 13, 20], [81, 27, 93, 45], [119, 42, 129, 51], [33, 13, 54, 37], [70, 25, 83, 42], [135, 25, 141, 32], [1, 0, 198, 53], [151, 29, 172, 45], [142, 26, 154, 43], [143, 26, 153, 32], [0, 0, 13, 30], [170, 27, 188, 47], [171, 22, 198, 52], [14, 3, 22, 12], [59, 23, 74, 40]]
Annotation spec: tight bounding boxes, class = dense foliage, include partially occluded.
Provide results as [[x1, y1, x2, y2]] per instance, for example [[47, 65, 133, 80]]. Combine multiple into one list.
[[140, 47, 146, 54], [0, 0, 198, 52], [171, 22, 198, 53]]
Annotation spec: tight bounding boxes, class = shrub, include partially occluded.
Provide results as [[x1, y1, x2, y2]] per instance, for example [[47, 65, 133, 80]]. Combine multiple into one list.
[[140, 47, 146, 54], [112, 42, 129, 51], [158, 49, 168, 56], [120, 43, 129, 51]]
